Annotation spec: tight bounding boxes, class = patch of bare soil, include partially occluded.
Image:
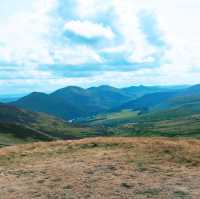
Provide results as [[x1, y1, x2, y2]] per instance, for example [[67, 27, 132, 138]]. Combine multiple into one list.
[[0, 137, 200, 199]]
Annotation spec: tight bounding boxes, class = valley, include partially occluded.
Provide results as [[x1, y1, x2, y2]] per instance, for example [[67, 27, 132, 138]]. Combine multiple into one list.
[[1, 1, 199, 198], [0, 84, 200, 146], [0, 85, 200, 199]]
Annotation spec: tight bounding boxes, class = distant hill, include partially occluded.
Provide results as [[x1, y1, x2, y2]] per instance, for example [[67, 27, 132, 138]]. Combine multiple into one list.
[[0, 94, 24, 103], [12, 85, 179, 120], [137, 85, 200, 121], [80, 84, 200, 137], [113, 91, 179, 113], [121, 85, 175, 98], [160, 84, 200, 109], [114, 84, 200, 114], [140, 102, 200, 122], [12, 86, 129, 120]]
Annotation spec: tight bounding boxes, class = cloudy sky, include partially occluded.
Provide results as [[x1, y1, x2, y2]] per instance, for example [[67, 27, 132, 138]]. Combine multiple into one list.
[[0, 0, 200, 94]]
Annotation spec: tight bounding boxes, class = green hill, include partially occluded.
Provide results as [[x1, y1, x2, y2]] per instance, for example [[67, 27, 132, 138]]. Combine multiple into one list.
[[0, 104, 98, 146], [12, 86, 131, 120], [12, 85, 181, 120], [113, 91, 178, 112], [115, 113, 200, 138], [76, 85, 200, 138], [121, 85, 175, 98], [139, 85, 200, 121]]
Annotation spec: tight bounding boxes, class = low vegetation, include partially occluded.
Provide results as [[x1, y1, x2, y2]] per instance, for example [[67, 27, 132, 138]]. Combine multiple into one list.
[[81, 109, 139, 126], [0, 137, 200, 198], [0, 104, 100, 146]]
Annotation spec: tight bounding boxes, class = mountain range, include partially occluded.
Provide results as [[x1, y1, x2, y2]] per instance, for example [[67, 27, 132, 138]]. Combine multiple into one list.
[[1, 84, 200, 145], [11, 85, 183, 120], [138, 84, 200, 121]]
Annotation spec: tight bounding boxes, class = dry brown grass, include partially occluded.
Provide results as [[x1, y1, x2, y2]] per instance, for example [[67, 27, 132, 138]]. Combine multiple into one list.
[[0, 137, 200, 199]]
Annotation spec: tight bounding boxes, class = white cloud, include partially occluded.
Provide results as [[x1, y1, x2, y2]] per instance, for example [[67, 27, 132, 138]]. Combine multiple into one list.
[[0, 0, 200, 94], [75, 0, 113, 19], [136, 0, 200, 74], [64, 20, 115, 40], [77, 0, 200, 71], [53, 45, 103, 65], [0, 0, 57, 65], [76, 0, 160, 63], [0, 0, 103, 86]]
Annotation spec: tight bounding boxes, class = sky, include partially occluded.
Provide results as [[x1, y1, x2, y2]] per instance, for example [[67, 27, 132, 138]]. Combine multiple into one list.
[[0, 0, 200, 94]]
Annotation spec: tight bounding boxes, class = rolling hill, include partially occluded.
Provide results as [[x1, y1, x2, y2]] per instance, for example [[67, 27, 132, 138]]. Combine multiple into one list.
[[137, 84, 200, 121], [12, 85, 181, 120], [157, 84, 200, 109], [113, 91, 179, 113], [76, 85, 200, 137], [4, 84, 200, 143], [112, 84, 200, 119], [121, 85, 177, 98], [0, 94, 24, 103], [12, 86, 130, 120], [0, 103, 98, 146]]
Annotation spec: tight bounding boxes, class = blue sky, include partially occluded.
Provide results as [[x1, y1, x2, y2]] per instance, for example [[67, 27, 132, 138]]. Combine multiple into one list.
[[0, 0, 200, 94]]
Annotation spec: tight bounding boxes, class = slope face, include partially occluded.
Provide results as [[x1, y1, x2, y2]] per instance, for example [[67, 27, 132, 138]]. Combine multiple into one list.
[[121, 85, 173, 98], [142, 85, 200, 120], [0, 103, 56, 143], [165, 84, 200, 107], [0, 104, 97, 145], [116, 84, 200, 120], [0, 137, 200, 198], [114, 91, 178, 112], [87, 85, 130, 108], [0, 103, 61, 126], [0, 123, 53, 146]]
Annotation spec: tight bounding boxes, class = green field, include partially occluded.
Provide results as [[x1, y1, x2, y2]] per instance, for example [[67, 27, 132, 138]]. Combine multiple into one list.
[[109, 114, 200, 138], [82, 109, 139, 126], [77, 109, 200, 139]]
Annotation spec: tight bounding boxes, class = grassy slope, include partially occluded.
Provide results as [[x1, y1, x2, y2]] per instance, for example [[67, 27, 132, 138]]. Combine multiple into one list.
[[114, 114, 200, 138], [0, 137, 200, 198], [82, 109, 139, 126], [0, 121, 99, 146], [0, 104, 99, 146], [79, 107, 200, 138], [0, 123, 55, 146], [147, 102, 200, 121]]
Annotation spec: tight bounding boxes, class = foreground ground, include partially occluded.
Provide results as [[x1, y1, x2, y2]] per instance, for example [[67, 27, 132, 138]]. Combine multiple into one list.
[[0, 137, 200, 199]]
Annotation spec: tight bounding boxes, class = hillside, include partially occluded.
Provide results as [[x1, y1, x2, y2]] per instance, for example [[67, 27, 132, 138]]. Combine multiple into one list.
[[135, 85, 200, 122], [121, 85, 176, 98], [77, 84, 200, 136], [157, 84, 200, 110], [110, 84, 200, 125], [112, 85, 200, 114], [0, 123, 53, 146], [12, 85, 177, 120], [0, 104, 97, 146], [4, 84, 200, 144], [113, 113, 200, 138], [0, 137, 200, 198], [0, 94, 24, 103], [12, 86, 130, 120], [114, 91, 178, 112]]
